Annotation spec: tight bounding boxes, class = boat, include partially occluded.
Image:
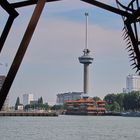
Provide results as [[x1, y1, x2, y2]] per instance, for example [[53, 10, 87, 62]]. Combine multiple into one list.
[[121, 112, 140, 117]]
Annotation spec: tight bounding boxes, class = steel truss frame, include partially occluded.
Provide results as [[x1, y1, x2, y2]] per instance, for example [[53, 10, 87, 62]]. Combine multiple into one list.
[[0, 0, 140, 110]]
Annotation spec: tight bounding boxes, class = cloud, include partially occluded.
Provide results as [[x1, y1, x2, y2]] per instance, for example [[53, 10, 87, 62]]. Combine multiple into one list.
[[23, 18, 125, 61], [3, 17, 125, 65]]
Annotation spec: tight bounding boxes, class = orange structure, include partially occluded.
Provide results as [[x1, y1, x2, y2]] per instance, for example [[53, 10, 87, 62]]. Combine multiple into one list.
[[65, 98, 106, 115]]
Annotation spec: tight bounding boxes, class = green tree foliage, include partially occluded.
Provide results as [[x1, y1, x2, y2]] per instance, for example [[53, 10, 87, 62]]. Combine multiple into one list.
[[116, 93, 125, 111], [24, 103, 49, 111], [104, 91, 140, 112], [110, 101, 120, 112], [93, 96, 101, 101], [38, 97, 43, 104], [104, 94, 117, 105], [105, 104, 111, 111], [15, 97, 20, 110], [24, 97, 49, 111], [123, 91, 140, 111], [44, 103, 49, 110], [51, 105, 65, 110]]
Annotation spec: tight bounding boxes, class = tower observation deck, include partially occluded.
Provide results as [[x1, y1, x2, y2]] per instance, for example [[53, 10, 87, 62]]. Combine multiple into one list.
[[78, 13, 94, 94]]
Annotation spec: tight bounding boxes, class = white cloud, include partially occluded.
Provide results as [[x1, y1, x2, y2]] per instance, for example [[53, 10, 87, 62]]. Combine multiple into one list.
[[3, 17, 125, 65]]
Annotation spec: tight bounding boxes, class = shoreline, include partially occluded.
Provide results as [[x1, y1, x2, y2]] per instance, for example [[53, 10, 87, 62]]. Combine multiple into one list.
[[0, 111, 58, 117]]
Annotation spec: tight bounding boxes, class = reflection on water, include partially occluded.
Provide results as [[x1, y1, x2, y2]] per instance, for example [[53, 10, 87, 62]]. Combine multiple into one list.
[[0, 115, 140, 140]]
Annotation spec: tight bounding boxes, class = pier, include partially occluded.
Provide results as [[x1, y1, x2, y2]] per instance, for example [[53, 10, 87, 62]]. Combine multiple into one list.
[[0, 111, 58, 117]]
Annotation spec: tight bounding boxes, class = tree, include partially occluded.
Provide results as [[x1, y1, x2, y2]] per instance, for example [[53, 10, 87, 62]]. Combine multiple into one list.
[[24, 104, 31, 110], [129, 91, 140, 111], [104, 94, 117, 105], [104, 91, 140, 112], [93, 96, 101, 101], [105, 104, 111, 111], [110, 101, 120, 112], [38, 97, 43, 104], [15, 97, 20, 110], [116, 93, 125, 111], [51, 105, 64, 110], [44, 103, 49, 110], [123, 93, 130, 111]]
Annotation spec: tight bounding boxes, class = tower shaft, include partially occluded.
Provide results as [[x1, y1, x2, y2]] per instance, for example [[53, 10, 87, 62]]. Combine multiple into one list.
[[84, 64, 90, 94]]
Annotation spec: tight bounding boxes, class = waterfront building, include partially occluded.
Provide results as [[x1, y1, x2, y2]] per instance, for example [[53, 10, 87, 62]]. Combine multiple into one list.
[[30, 100, 38, 105], [17, 104, 24, 111], [65, 98, 106, 115], [123, 74, 140, 93], [23, 94, 34, 106], [0, 75, 9, 111], [56, 92, 83, 105]]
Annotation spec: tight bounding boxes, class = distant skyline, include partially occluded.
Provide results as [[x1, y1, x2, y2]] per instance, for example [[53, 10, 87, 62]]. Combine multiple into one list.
[[0, 0, 135, 105]]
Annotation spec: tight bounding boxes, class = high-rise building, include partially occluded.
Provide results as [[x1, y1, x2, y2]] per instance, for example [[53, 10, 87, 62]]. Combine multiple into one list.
[[23, 94, 34, 106], [123, 74, 140, 93], [0, 75, 9, 111], [78, 13, 93, 94], [56, 92, 83, 105]]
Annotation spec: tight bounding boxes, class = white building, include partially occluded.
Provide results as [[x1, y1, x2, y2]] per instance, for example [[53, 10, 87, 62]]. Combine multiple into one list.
[[124, 74, 140, 93], [56, 92, 83, 105], [0, 75, 9, 111], [23, 94, 34, 106], [17, 104, 24, 111]]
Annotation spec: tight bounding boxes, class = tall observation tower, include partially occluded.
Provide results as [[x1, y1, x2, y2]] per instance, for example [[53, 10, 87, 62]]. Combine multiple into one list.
[[79, 13, 94, 94]]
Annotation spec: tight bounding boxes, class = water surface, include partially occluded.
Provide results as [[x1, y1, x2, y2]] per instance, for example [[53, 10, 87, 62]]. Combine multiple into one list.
[[0, 115, 140, 140]]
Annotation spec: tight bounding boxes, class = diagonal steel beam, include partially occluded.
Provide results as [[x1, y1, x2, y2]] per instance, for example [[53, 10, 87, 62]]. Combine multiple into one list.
[[0, 16, 16, 53], [0, 0, 46, 110], [125, 8, 140, 24], [0, 0, 19, 53], [81, 0, 131, 17], [116, 0, 135, 12], [0, 0, 18, 17]]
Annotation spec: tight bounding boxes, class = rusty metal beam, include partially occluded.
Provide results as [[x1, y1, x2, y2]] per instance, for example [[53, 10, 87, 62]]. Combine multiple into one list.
[[0, 0, 46, 110]]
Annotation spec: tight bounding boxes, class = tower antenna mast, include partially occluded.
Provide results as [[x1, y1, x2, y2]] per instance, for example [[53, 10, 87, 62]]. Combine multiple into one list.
[[85, 12, 88, 50]]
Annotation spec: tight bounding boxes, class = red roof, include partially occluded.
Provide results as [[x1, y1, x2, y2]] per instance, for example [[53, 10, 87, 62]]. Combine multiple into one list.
[[65, 98, 95, 103], [97, 100, 106, 103]]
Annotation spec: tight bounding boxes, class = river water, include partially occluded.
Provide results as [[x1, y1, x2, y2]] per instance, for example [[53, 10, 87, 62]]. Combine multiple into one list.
[[0, 115, 140, 140]]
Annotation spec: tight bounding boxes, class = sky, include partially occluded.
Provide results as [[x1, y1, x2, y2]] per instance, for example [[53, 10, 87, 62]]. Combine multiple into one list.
[[0, 0, 135, 105]]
